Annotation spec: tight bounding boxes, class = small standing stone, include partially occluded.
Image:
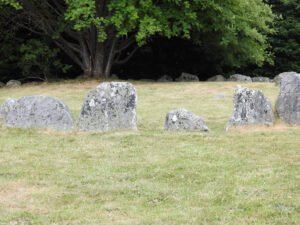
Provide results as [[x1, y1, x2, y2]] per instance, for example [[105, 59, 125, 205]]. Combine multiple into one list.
[[0, 82, 5, 88], [175, 72, 199, 82], [207, 75, 226, 82], [157, 75, 173, 82], [79, 82, 137, 132], [226, 86, 273, 130], [2, 96, 74, 131], [252, 77, 271, 82], [6, 80, 21, 87], [165, 108, 209, 132], [275, 72, 300, 125], [228, 74, 252, 82]]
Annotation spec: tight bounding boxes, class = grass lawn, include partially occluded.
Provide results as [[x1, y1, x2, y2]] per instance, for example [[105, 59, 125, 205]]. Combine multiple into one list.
[[0, 80, 299, 224]]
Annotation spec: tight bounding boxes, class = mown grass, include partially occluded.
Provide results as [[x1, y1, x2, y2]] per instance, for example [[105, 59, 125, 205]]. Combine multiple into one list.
[[0, 80, 299, 224]]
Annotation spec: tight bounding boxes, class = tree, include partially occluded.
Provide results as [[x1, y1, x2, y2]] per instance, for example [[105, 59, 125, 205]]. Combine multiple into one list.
[[1, 0, 275, 78]]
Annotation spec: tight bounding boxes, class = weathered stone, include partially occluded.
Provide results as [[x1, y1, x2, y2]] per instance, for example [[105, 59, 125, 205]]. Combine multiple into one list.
[[79, 82, 137, 132], [252, 77, 271, 82], [273, 71, 298, 86], [0, 98, 17, 121], [111, 74, 119, 80], [0, 82, 5, 88], [226, 86, 273, 130], [165, 108, 209, 132], [6, 80, 21, 87], [175, 72, 199, 82], [2, 96, 74, 130], [157, 75, 173, 82], [207, 75, 226, 82], [228, 74, 252, 82], [275, 72, 300, 125]]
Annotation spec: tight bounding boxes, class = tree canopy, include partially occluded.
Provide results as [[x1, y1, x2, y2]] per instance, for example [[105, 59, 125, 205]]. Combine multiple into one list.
[[1, 0, 277, 79]]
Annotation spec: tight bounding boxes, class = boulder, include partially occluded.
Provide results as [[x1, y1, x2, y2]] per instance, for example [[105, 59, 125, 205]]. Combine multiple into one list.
[[6, 80, 21, 87], [79, 82, 137, 132], [228, 74, 252, 82], [0, 82, 5, 88], [0, 98, 17, 120], [207, 75, 226, 82], [111, 74, 119, 80], [252, 77, 271, 82], [273, 71, 298, 86], [2, 96, 74, 131], [226, 86, 273, 130], [275, 72, 300, 125], [164, 108, 209, 132], [175, 72, 199, 82], [157, 75, 173, 82]]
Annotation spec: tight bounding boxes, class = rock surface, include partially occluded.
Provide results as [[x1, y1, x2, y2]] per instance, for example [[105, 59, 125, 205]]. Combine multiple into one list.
[[157, 75, 173, 82], [0, 98, 17, 120], [252, 77, 271, 82], [207, 75, 226, 82], [226, 86, 273, 129], [79, 82, 137, 132], [276, 72, 300, 125], [228, 74, 252, 82], [175, 72, 199, 82], [165, 108, 209, 132], [6, 80, 21, 87], [1, 96, 74, 130], [273, 71, 298, 86]]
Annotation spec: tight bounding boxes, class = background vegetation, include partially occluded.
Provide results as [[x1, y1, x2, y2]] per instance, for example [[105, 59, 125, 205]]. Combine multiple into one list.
[[0, 0, 298, 81]]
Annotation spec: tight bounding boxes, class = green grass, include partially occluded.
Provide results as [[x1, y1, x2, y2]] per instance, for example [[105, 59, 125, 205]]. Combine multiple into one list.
[[0, 80, 299, 224]]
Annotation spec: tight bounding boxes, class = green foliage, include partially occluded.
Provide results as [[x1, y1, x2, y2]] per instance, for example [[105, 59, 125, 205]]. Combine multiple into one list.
[[19, 39, 71, 81], [0, 0, 21, 9]]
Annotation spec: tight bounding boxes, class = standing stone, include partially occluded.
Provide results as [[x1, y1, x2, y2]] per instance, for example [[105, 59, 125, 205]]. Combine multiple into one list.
[[111, 74, 119, 80], [273, 71, 298, 86], [157, 75, 173, 82], [0, 98, 17, 121], [2, 96, 74, 131], [6, 80, 21, 87], [252, 77, 271, 82], [0, 82, 5, 88], [226, 86, 273, 130], [165, 108, 209, 132], [276, 72, 300, 125], [79, 82, 137, 132], [207, 75, 226, 82], [175, 72, 199, 82], [228, 74, 252, 82]]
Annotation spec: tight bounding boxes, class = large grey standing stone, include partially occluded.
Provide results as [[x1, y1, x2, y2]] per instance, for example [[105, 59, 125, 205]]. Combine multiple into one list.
[[0, 98, 17, 121], [2, 96, 74, 131], [79, 82, 137, 132], [165, 108, 209, 132], [228, 74, 252, 82], [273, 71, 298, 86], [207, 75, 226, 82], [6, 80, 21, 87], [226, 86, 273, 130], [252, 77, 271, 82], [275, 72, 300, 125], [175, 72, 199, 82]]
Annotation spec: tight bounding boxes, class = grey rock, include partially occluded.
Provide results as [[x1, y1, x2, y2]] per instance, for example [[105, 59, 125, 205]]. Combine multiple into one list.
[[207, 75, 226, 82], [2, 96, 74, 131], [252, 77, 271, 82], [175, 72, 199, 82], [226, 86, 273, 130], [0, 98, 17, 120], [275, 72, 300, 125], [6, 80, 21, 87], [111, 74, 119, 80], [273, 71, 298, 86], [79, 82, 137, 132], [165, 108, 209, 132], [0, 82, 5, 88], [157, 75, 173, 82], [228, 74, 252, 82]]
